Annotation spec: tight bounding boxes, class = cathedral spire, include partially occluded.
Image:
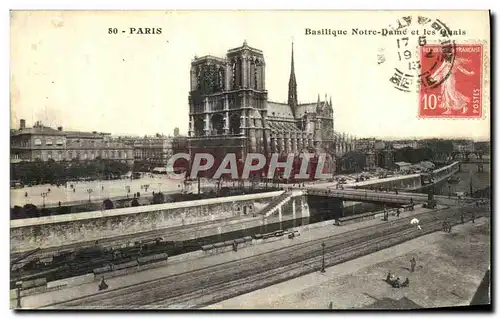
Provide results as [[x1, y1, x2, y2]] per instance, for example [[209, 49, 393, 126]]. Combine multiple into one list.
[[288, 42, 298, 117]]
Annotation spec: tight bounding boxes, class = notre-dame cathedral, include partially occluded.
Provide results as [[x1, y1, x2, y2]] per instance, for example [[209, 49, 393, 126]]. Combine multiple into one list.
[[187, 41, 355, 179]]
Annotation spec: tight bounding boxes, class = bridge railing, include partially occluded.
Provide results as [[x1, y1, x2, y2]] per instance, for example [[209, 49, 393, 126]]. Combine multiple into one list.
[[307, 189, 427, 204]]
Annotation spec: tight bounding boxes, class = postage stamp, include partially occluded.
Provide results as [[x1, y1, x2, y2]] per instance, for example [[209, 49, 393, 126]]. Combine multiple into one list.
[[418, 43, 483, 118]]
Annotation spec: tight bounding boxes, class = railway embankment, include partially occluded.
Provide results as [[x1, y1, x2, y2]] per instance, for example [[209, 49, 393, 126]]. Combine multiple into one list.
[[12, 203, 470, 309]]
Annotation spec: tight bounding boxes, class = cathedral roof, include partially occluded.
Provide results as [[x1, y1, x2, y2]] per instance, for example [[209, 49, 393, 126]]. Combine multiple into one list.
[[267, 120, 302, 133], [267, 101, 295, 119], [295, 103, 316, 118], [295, 101, 330, 118]]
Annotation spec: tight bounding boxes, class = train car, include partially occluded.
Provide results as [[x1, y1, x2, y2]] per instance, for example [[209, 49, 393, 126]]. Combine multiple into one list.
[[447, 176, 461, 184]]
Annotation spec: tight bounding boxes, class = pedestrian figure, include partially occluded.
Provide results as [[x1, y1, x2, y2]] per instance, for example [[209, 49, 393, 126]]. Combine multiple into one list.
[[58, 201, 61, 207], [396, 209, 401, 218], [395, 189, 399, 195], [461, 213, 465, 224], [442, 221, 448, 233], [472, 212, 475, 223], [24, 192, 28, 198], [448, 223, 452, 233], [328, 302, 333, 309], [402, 278, 410, 287], [386, 271, 392, 282], [393, 277, 402, 288], [232, 242, 238, 252], [98, 278, 108, 291], [73, 188, 76, 193], [102, 186, 104, 191], [410, 257, 416, 272]]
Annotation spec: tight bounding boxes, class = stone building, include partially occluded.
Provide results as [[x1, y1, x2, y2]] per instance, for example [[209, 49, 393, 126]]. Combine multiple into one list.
[[10, 120, 133, 165], [118, 135, 174, 167], [392, 140, 419, 149], [187, 41, 355, 179]]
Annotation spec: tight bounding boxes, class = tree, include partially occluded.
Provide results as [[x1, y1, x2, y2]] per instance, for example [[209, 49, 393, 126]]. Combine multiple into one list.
[[420, 139, 453, 160], [131, 199, 140, 207], [40, 208, 51, 217], [23, 204, 38, 218], [133, 160, 151, 172], [11, 205, 23, 220], [338, 151, 366, 173], [152, 192, 165, 204], [464, 151, 471, 161], [11, 158, 131, 184], [103, 199, 115, 210], [393, 147, 435, 164]]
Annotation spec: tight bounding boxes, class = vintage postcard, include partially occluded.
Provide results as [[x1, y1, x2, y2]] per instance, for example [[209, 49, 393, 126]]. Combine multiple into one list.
[[10, 10, 491, 310]]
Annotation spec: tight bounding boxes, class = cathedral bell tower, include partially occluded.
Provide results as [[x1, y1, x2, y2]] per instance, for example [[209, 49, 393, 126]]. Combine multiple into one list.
[[226, 40, 268, 156]]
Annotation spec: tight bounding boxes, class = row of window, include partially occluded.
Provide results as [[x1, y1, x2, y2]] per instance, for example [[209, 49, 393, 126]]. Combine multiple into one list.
[[33, 138, 64, 146], [31, 137, 127, 148], [28, 150, 131, 161]]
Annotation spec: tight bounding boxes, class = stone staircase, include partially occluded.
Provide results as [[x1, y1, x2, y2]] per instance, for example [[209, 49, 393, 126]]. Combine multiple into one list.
[[261, 190, 294, 219]]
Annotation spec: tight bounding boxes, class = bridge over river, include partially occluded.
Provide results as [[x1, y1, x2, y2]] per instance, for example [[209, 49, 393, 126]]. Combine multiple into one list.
[[295, 161, 462, 206], [306, 188, 460, 206]]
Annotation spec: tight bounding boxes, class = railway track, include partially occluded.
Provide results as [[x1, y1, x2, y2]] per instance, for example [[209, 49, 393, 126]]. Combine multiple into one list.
[[45, 203, 488, 309]]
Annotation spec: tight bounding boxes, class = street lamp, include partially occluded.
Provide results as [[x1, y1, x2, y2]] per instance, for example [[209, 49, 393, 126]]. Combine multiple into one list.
[[40, 192, 47, 208], [15, 281, 22, 308], [320, 242, 326, 273], [87, 188, 93, 202]]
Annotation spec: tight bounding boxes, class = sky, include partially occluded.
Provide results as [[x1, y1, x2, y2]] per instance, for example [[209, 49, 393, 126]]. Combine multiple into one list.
[[10, 10, 490, 140]]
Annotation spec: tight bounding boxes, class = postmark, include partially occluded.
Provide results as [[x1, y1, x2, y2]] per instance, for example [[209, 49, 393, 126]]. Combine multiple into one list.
[[418, 43, 483, 118], [381, 15, 458, 93]]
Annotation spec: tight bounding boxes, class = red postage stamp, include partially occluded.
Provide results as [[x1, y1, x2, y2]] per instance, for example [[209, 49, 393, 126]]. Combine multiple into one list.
[[419, 44, 483, 118]]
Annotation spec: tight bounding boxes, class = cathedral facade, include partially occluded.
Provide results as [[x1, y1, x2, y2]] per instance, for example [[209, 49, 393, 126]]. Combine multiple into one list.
[[187, 41, 354, 179]]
